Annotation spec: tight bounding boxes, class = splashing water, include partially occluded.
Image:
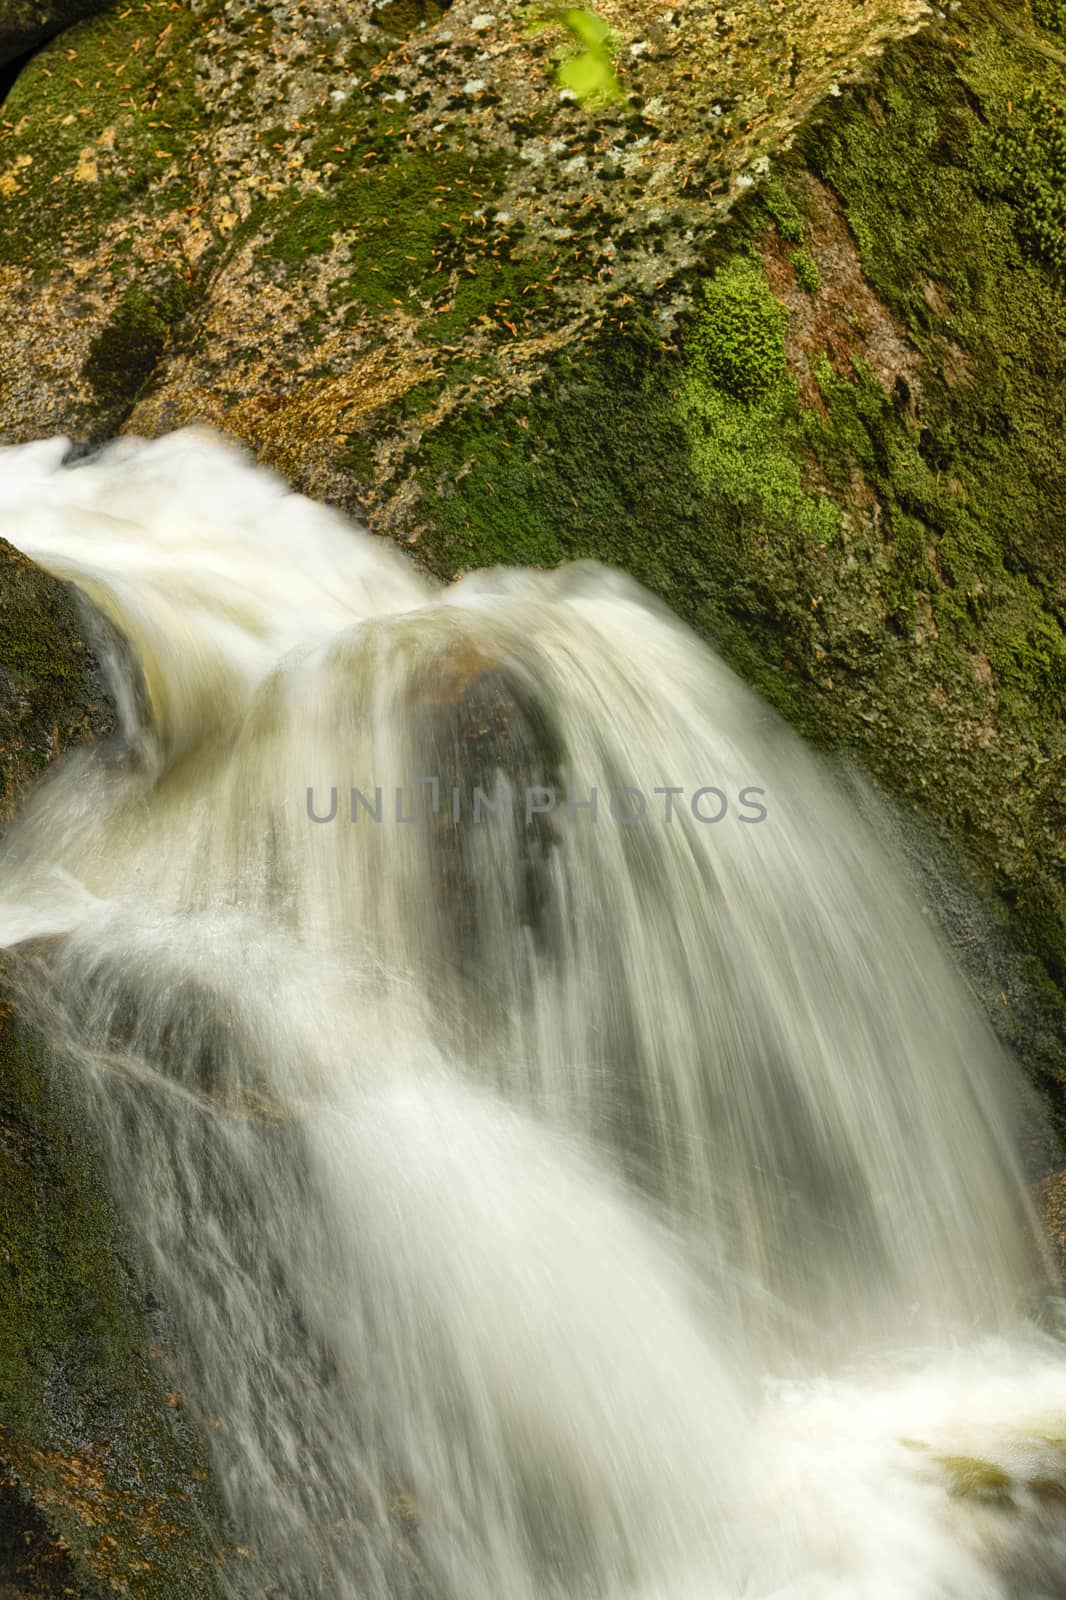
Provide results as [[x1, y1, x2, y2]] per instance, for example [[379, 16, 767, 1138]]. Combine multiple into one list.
[[1, 428, 1064, 1599]]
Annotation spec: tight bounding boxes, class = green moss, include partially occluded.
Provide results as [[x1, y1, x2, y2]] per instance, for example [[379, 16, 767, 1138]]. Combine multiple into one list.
[[681, 360, 840, 551], [689, 256, 789, 402], [399, 12, 1066, 1123], [405, 312, 824, 731], [789, 247, 820, 293], [1032, 0, 1066, 36], [0, 1, 215, 268], [0, 550, 84, 718], [760, 177, 805, 242], [989, 88, 1066, 272], [252, 119, 557, 337]]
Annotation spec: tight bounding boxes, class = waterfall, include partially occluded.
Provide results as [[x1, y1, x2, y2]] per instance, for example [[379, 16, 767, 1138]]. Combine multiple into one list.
[[2, 427, 1065, 1599]]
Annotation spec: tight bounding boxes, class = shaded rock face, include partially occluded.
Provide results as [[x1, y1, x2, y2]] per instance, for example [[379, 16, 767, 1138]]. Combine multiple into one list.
[[0, 1477, 79, 1597], [0, 537, 116, 826], [0, 952, 236, 1600], [1036, 1167, 1066, 1279], [0, 563, 233, 1595], [0, 1, 113, 72]]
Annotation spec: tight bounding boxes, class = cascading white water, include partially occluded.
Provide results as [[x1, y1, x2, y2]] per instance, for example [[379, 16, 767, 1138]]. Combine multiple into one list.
[[2, 427, 1065, 1599]]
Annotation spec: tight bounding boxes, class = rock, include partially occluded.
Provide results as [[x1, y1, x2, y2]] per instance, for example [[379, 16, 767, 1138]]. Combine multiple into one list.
[[1036, 1167, 1066, 1279], [0, 947, 235, 1599], [0, 538, 116, 826], [0, 557, 232, 1595], [0, 4, 1062, 1119], [0, 1, 113, 70], [0, 0, 1063, 1503]]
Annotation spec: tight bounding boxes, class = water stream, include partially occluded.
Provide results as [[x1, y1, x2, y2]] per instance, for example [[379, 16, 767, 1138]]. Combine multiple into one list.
[[2, 428, 1065, 1598]]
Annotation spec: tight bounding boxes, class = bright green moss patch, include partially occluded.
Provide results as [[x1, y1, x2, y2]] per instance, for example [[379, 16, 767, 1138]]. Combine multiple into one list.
[[689, 257, 788, 402], [681, 363, 840, 551]]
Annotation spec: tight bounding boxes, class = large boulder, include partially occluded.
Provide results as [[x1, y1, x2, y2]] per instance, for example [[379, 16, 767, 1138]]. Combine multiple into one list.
[[0, 1, 1065, 1575], [0, 8, 1062, 1127]]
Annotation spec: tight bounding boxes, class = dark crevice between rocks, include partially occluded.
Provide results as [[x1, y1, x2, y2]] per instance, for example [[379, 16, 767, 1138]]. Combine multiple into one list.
[[0, 36, 42, 107]]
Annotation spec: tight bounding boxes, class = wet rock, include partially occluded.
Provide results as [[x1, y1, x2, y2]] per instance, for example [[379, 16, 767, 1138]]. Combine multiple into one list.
[[0, 949, 236, 1599], [0, 553, 232, 1595], [0, 539, 116, 827]]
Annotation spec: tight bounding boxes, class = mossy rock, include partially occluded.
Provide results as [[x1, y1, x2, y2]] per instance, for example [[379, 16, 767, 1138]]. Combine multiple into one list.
[[0, 0, 113, 68], [0, 955, 237, 1598], [0, 547, 235, 1594], [0, 6, 1063, 1133], [0, 538, 116, 826]]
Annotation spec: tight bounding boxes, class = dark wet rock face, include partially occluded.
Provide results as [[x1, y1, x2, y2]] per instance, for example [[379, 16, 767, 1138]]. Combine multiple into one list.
[[0, 538, 115, 827], [0, 1476, 80, 1596], [0, 1, 113, 71], [0, 551, 233, 1596], [0, 946, 237, 1600]]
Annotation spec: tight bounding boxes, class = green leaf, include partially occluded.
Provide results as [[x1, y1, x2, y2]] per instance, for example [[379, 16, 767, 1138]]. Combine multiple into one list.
[[556, 47, 623, 103]]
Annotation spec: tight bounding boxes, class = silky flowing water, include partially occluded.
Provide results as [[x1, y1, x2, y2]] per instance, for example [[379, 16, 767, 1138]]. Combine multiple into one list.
[[1, 429, 1065, 1599]]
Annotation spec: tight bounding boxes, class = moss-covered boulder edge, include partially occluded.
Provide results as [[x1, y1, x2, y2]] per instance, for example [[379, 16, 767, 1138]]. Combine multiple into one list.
[[0, 539, 116, 824]]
